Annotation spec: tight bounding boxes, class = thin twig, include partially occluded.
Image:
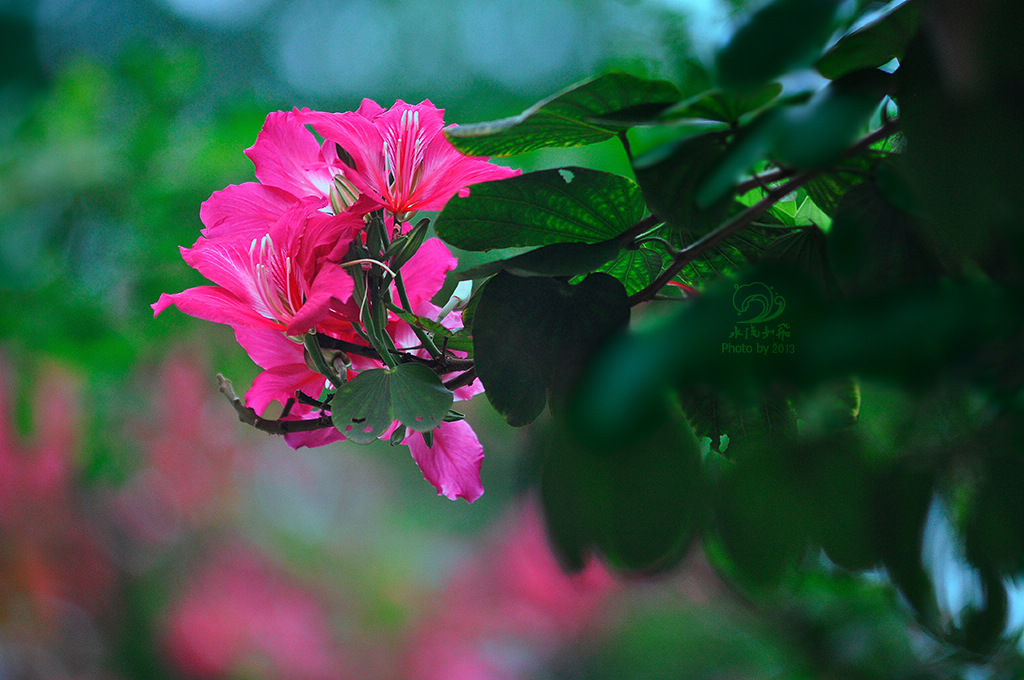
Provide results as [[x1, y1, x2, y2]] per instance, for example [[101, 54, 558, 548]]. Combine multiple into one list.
[[217, 374, 335, 434], [628, 118, 902, 305]]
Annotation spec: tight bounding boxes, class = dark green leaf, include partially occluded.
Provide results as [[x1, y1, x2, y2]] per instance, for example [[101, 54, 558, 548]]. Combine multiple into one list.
[[817, 0, 922, 79], [473, 272, 629, 426], [331, 368, 395, 444], [802, 150, 883, 216], [455, 239, 621, 280], [633, 131, 733, 233], [715, 0, 847, 91], [670, 220, 800, 290], [592, 245, 663, 296], [773, 69, 892, 170], [445, 71, 681, 157], [827, 181, 946, 296], [435, 167, 645, 251], [389, 363, 453, 433], [661, 82, 783, 124], [539, 412, 703, 573], [678, 387, 797, 461]]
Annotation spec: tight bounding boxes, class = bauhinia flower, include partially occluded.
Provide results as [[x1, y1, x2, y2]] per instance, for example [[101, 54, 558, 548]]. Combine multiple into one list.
[[293, 99, 520, 221], [152, 201, 362, 340]]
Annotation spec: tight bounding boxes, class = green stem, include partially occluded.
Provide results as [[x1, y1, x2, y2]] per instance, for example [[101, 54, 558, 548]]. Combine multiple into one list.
[[394, 271, 443, 359], [303, 333, 343, 388]]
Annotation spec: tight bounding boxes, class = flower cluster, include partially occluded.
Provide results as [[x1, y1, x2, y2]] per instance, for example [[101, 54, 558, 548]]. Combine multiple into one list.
[[154, 100, 519, 502]]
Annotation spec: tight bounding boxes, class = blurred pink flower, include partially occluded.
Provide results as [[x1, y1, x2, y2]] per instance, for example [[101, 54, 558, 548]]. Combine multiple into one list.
[[294, 100, 520, 220], [0, 358, 114, 624], [164, 543, 348, 680], [404, 501, 616, 679], [112, 351, 250, 547]]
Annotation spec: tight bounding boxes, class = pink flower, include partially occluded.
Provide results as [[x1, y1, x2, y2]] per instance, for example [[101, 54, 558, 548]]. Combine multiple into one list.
[[200, 111, 358, 240], [153, 201, 362, 339], [294, 100, 520, 220]]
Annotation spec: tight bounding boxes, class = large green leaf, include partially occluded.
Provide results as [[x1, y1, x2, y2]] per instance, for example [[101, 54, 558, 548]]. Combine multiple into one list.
[[715, 0, 847, 91], [454, 239, 621, 280], [445, 71, 681, 157], [670, 220, 800, 290], [435, 167, 645, 251], [661, 82, 783, 124], [591, 245, 663, 296], [473, 271, 629, 426], [817, 0, 922, 79]]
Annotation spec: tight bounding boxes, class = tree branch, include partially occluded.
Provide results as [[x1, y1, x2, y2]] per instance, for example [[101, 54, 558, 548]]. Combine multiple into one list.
[[628, 118, 901, 306]]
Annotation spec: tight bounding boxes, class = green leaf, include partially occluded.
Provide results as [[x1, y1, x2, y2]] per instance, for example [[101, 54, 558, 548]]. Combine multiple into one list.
[[670, 220, 800, 290], [695, 109, 779, 209], [678, 387, 798, 461], [661, 82, 783, 124], [455, 239, 621, 280], [473, 272, 629, 426], [445, 71, 681, 157], [539, 412, 703, 573], [592, 245, 663, 296], [435, 167, 645, 251], [389, 363, 454, 433], [802, 150, 884, 216], [331, 369, 395, 444], [817, 0, 922, 80], [715, 0, 847, 91], [773, 69, 892, 170], [633, 131, 733, 233]]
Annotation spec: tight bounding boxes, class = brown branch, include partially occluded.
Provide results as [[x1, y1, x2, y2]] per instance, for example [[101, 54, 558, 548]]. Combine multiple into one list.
[[444, 367, 478, 391], [217, 374, 335, 434], [628, 117, 901, 306]]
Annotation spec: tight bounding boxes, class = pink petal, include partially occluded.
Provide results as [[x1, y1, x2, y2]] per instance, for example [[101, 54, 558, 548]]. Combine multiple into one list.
[[245, 111, 336, 199], [234, 326, 304, 370], [152, 287, 280, 331], [284, 425, 345, 450], [245, 363, 327, 416], [292, 107, 388, 208], [404, 419, 484, 502], [398, 238, 457, 310], [285, 263, 355, 336], [200, 183, 302, 239]]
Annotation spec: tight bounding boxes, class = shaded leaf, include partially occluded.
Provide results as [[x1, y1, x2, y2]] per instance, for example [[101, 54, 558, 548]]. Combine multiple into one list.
[[633, 131, 733, 233], [435, 167, 645, 251], [817, 0, 922, 79], [473, 272, 629, 426], [715, 0, 847, 91], [455, 239, 621, 280], [662, 82, 784, 124], [445, 71, 681, 157]]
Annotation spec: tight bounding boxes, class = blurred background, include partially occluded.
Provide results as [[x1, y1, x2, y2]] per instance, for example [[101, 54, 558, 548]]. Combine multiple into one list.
[[0, 0, 994, 678]]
